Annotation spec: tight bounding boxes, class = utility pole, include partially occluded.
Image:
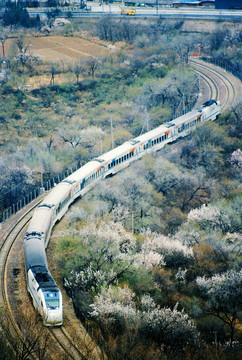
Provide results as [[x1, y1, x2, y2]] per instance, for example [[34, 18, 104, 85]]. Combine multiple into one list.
[[100, 134, 103, 155], [111, 117, 114, 149]]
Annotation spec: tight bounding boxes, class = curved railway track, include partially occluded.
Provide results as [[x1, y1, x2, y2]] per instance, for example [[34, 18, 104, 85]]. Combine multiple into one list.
[[0, 59, 240, 359], [0, 198, 100, 359], [50, 327, 88, 360], [0, 203, 41, 360], [190, 58, 239, 110]]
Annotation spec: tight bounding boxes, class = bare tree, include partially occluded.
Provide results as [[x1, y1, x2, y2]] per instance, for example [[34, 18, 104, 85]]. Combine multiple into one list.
[[173, 36, 196, 65], [73, 60, 85, 83], [59, 126, 82, 148], [15, 33, 29, 55], [86, 57, 100, 78], [46, 135, 55, 152], [0, 310, 51, 360], [49, 62, 58, 84]]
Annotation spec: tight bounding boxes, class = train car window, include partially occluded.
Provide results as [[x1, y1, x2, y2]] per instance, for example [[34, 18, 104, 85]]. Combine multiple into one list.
[[124, 155, 127, 160]]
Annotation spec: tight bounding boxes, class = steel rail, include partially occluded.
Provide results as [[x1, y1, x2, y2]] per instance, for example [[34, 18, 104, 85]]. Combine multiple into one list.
[[190, 59, 238, 109]]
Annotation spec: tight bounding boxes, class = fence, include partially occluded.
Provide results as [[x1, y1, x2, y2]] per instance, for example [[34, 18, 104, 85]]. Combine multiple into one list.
[[0, 164, 81, 223], [201, 56, 242, 81]]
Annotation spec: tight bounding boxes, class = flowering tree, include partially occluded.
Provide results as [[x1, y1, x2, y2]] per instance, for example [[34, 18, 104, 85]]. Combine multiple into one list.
[[230, 149, 242, 174], [140, 229, 194, 269], [60, 220, 137, 316], [196, 269, 242, 346], [91, 287, 200, 358], [182, 198, 241, 252]]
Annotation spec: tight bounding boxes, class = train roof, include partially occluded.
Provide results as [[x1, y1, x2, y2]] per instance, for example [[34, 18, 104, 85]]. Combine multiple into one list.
[[26, 206, 52, 236], [64, 160, 101, 182], [134, 123, 169, 143], [40, 182, 72, 208], [170, 107, 200, 127], [24, 237, 47, 271], [31, 266, 59, 291], [96, 141, 135, 163]]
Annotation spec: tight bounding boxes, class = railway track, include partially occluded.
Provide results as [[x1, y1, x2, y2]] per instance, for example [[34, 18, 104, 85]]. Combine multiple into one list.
[[0, 197, 102, 359], [0, 203, 40, 360], [190, 58, 239, 110], [0, 59, 240, 359], [50, 327, 88, 360]]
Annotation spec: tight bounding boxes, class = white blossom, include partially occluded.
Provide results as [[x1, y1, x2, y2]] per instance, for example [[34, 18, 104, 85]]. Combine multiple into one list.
[[196, 269, 242, 301], [175, 268, 187, 285], [133, 250, 165, 270], [188, 203, 220, 223], [230, 149, 242, 170], [90, 285, 137, 322], [136, 229, 194, 269]]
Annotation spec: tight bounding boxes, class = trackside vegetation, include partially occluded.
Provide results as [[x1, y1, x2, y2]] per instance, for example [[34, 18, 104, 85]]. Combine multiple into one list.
[[0, 15, 241, 360]]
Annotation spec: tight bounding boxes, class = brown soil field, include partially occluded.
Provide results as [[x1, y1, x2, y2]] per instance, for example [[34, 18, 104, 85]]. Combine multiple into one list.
[[28, 36, 110, 62], [3, 35, 111, 63], [3, 35, 119, 87]]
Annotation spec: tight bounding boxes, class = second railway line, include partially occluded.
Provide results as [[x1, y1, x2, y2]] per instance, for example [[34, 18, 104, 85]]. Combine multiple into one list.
[[190, 58, 239, 109]]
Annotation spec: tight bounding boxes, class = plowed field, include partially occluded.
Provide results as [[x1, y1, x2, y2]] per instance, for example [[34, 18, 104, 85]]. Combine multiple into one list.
[[3, 35, 110, 62], [28, 35, 109, 62]]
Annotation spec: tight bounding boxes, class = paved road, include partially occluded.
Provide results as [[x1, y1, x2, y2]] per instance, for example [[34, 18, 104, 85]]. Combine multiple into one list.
[[26, 3, 242, 19]]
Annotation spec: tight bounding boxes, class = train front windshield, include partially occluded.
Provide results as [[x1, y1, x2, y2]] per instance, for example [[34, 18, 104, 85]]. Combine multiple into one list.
[[44, 291, 60, 310]]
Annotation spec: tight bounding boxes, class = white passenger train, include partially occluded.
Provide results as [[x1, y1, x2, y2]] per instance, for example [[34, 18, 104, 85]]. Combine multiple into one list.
[[24, 99, 221, 326]]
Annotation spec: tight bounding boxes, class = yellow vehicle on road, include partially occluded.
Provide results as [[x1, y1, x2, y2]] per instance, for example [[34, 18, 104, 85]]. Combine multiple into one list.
[[121, 8, 136, 15]]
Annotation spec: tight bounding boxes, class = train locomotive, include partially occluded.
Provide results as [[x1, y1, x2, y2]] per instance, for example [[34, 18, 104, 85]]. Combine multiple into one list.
[[24, 99, 221, 326]]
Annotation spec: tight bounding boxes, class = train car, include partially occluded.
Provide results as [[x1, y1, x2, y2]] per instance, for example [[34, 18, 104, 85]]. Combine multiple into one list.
[[39, 181, 74, 223], [24, 236, 63, 326], [24, 99, 220, 326], [25, 206, 53, 248], [133, 100, 221, 157], [95, 141, 138, 177], [64, 160, 104, 199]]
